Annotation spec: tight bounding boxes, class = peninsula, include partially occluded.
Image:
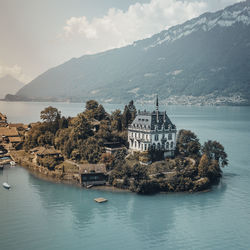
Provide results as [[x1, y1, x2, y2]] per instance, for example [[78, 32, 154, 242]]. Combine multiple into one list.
[[1, 99, 228, 194]]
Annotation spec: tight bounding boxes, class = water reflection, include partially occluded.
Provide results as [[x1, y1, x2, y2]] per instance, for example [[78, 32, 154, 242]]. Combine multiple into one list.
[[27, 167, 229, 250]]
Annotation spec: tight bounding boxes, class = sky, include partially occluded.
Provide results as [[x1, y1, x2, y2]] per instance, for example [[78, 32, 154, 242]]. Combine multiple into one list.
[[0, 0, 242, 84]]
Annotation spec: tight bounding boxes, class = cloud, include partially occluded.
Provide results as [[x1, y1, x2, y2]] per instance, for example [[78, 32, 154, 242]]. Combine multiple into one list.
[[61, 0, 241, 55], [0, 64, 31, 83]]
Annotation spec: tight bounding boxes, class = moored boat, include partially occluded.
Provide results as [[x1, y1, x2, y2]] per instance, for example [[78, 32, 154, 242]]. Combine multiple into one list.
[[10, 161, 16, 166], [2, 182, 10, 189]]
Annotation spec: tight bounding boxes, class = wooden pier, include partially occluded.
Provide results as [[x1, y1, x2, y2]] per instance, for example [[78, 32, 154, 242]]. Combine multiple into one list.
[[94, 197, 108, 203]]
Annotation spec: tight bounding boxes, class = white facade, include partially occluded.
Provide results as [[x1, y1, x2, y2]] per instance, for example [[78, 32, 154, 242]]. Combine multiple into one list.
[[128, 100, 177, 157]]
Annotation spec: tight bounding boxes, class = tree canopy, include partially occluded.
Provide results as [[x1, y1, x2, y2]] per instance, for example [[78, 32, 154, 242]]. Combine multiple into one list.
[[177, 129, 201, 156], [202, 140, 228, 168], [40, 106, 61, 123]]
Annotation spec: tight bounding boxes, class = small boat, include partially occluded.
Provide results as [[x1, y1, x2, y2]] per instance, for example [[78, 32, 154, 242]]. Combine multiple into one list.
[[10, 161, 16, 166], [86, 184, 93, 189], [2, 182, 11, 189]]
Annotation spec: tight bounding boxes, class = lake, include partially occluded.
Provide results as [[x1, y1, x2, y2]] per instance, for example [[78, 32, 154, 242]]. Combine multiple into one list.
[[0, 101, 250, 250]]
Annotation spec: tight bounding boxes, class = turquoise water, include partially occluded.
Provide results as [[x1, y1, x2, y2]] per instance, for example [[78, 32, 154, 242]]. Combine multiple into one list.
[[0, 102, 250, 250]]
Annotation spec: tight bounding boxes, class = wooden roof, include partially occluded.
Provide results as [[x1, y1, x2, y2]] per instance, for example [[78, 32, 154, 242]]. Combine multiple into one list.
[[0, 127, 19, 137], [37, 148, 61, 156], [8, 123, 24, 128], [79, 163, 106, 174], [8, 136, 22, 143], [35, 146, 61, 156]]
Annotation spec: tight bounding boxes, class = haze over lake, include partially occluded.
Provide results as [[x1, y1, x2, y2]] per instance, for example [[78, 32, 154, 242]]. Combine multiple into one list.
[[1, 101, 250, 250]]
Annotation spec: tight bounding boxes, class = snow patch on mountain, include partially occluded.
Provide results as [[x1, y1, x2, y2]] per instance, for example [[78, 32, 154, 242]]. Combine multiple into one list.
[[145, 5, 250, 50]]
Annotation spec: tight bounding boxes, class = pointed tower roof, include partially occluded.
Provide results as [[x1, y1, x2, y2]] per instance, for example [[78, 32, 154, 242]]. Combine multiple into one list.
[[156, 94, 159, 111]]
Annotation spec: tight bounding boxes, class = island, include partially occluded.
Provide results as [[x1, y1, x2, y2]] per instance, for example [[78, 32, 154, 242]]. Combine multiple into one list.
[[0, 99, 228, 194]]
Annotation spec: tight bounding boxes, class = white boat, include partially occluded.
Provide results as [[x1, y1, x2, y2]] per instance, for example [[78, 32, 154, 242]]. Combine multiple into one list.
[[2, 182, 10, 189], [10, 161, 16, 166]]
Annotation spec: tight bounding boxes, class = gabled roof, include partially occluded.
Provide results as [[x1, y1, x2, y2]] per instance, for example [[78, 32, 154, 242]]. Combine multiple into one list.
[[79, 163, 106, 174], [8, 123, 24, 128], [9, 136, 22, 143], [0, 127, 19, 137], [35, 146, 61, 156]]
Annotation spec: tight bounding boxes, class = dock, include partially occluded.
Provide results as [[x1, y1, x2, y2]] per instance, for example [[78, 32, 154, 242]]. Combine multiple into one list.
[[94, 197, 108, 203]]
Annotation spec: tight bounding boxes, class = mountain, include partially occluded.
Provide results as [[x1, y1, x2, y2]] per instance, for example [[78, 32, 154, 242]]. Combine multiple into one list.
[[0, 75, 25, 99], [15, 1, 250, 105]]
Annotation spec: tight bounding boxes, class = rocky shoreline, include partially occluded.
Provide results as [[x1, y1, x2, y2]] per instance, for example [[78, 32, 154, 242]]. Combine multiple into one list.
[[10, 150, 80, 185]]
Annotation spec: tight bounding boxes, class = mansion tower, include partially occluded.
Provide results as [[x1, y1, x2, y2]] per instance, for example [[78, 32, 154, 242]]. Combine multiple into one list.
[[128, 96, 177, 157]]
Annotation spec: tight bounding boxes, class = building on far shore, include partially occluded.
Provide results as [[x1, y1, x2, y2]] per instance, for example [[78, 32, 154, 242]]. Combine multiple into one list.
[[128, 96, 177, 157]]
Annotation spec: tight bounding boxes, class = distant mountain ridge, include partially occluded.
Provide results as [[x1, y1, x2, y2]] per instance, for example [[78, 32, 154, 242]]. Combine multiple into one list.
[[0, 75, 25, 99], [15, 1, 250, 105]]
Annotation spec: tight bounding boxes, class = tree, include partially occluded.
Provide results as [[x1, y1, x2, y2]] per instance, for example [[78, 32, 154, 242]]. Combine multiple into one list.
[[177, 129, 201, 156], [202, 140, 228, 168], [198, 154, 210, 177], [71, 113, 93, 140], [86, 100, 99, 110], [122, 105, 131, 129], [79, 137, 103, 163], [111, 109, 122, 131], [84, 100, 107, 121], [37, 131, 54, 146], [40, 106, 61, 123]]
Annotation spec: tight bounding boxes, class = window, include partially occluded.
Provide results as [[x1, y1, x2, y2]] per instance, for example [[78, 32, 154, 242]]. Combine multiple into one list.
[[82, 176, 87, 181], [166, 142, 169, 149], [155, 134, 158, 141], [157, 143, 161, 150], [144, 144, 147, 150], [168, 133, 172, 140], [171, 142, 174, 148]]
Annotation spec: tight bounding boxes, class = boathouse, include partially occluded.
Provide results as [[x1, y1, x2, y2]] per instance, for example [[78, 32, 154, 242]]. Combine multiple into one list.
[[79, 163, 106, 186]]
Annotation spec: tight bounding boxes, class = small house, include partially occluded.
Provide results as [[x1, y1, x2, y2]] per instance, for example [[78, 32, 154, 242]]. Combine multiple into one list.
[[0, 126, 20, 143], [79, 163, 107, 186], [104, 142, 126, 155], [35, 147, 62, 159]]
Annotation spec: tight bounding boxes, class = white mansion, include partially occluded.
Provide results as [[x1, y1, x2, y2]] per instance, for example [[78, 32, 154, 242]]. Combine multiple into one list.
[[128, 97, 177, 157]]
